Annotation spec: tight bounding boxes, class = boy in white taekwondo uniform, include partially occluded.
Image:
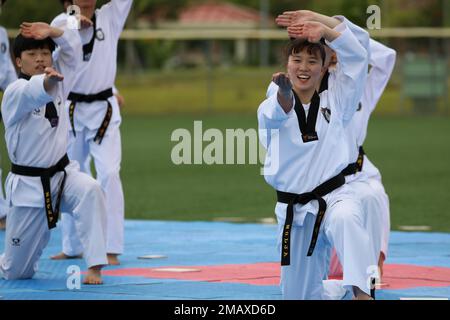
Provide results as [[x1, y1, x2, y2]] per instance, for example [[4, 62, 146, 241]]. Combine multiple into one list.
[[276, 11, 395, 280], [0, 21, 108, 284], [50, 0, 132, 265], [0, 0, 18, 229], [258, 20, 373, 299]]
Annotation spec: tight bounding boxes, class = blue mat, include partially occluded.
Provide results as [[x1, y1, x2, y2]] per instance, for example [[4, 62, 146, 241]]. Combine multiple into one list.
[[1, 220, 449, 300]]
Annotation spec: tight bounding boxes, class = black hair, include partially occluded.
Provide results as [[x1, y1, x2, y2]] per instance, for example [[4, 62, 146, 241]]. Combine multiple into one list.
[[284, 38, 326, 66], [13, 34, 56, 59], [60, 0, 73, 4]]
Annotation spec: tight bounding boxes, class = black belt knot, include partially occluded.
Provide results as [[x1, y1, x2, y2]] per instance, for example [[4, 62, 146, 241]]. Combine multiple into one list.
[[11, 154, 70, 229], [68, 88, 114, 144], [276, 173, 345, 266]]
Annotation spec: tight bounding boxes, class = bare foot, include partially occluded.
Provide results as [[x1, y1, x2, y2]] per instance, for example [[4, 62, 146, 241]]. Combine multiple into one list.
[[83, 265, 103, 285], [352, 286, 374, 300], [50, 252, 83, 260], [0, 217, 6, 230], [107, 253, 120, 266]]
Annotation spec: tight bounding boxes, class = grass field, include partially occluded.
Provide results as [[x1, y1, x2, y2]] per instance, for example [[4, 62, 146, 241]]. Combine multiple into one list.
[[115, 67, 450, 116], [114, 113, 450, 232]]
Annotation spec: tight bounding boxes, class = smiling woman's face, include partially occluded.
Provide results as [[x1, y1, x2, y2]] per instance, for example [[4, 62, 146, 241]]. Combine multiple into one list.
[[287, 48, 325, 94]]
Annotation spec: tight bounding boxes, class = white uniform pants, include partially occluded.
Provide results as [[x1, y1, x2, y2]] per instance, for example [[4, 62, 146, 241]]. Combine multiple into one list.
[[366, 178, 390, 257], [278, 186, 377, 299], [61, 122, 124, 255], [328, 177, 390, 277], [0, 169, 107, 280]]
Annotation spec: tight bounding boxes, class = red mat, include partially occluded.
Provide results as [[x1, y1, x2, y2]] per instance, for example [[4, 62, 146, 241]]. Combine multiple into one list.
[[102, 262, 450, 290]]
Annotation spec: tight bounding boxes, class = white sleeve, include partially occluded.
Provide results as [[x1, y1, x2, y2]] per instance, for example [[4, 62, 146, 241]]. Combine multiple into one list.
[[257, 93, 294, 149], [52, 27, 83, 99], [50, 13, 69, 76], [101, 0, 133, 38], [258, 93, 293, 127], [1, 75, 53, 127], [326, 23, 369, 126], [266, 81, 278, 99], [0, 28, 17, 91], [51, 13, 69, 29], [361, 39, 396, 114], [333, 15, 371, 59]]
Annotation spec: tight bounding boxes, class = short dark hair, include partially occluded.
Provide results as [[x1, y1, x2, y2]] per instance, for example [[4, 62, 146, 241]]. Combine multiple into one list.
[[60, 0, 73, 6], [284, 38, 326, 66], [13, 34, 56, 59]]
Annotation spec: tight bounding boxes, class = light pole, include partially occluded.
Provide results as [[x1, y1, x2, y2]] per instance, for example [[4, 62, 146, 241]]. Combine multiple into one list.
[[260, 0, 270, 67]]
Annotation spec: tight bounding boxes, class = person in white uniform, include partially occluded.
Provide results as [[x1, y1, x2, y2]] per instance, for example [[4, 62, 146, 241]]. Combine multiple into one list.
[[59, 0, 126, 109], [50, 0, 132, 265], [0, 1, 16, 93], [0, 21, 108, 284], [0, 0, 18, 229], [57, 0, 126, 183], [258, 18, 374, 299], [277, 11, 396, 282], [326, 37, 395, 280]]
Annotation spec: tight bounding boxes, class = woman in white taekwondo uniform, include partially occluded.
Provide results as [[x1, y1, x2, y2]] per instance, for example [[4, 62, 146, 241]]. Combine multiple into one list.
[[0, 0, 18, 229], [0, 22, 108, 284], [290, 15, 395, 282], [275, 10, 395, 288], [258, 20, 374, 299], [50, 0, 133, 265]]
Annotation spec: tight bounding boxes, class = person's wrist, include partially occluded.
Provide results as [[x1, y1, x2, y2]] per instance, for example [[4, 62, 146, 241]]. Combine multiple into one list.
[[50, 27, 64, 38], [278, 88, 292, 99], [322, 26, 338, 42], [308, 10, 318, 22]]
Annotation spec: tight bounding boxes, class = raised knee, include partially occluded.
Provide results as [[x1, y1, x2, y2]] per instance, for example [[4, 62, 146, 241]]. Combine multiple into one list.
[[359, 191, 378, 206], [84, 179, 104, 198], [329, 203, 362, 227]]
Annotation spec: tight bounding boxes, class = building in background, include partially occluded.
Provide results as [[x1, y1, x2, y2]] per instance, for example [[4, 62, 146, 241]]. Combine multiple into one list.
[[137, 1, 274, 67]]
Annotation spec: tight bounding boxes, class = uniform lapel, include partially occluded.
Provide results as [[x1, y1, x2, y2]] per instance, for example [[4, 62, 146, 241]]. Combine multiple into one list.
[[293, 90, 320, 143], [19, 72, 59, 127]]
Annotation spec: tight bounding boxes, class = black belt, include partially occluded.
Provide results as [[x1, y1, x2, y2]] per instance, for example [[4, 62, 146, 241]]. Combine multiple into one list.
[[68, 88, 113, 145], [276, 173, 346, 266], [11, 154, 70, 230], [341, 146, 365, 176]]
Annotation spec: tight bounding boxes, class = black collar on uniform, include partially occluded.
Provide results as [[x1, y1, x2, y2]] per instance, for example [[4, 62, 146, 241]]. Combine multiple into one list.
[[82, 13, 97, 61], [20, 72, 59, 127], [318, 70, 330, 94], [19, 72, 31, 81], [45, 101, 59, 128], [293, 90, 320, 143]]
